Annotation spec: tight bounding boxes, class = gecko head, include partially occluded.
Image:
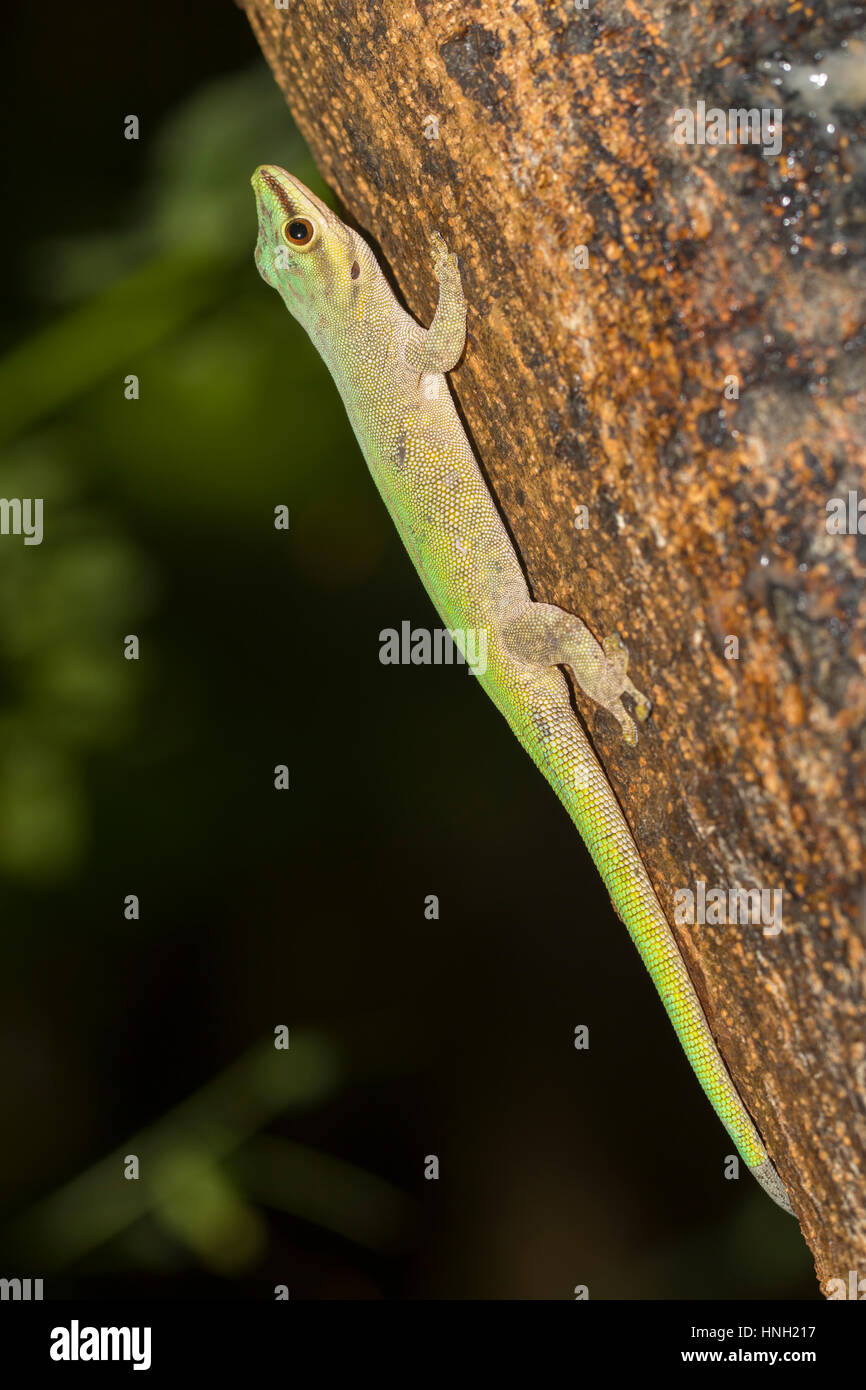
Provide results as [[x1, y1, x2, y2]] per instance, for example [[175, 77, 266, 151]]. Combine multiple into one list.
[[251, 165, 366, 335]]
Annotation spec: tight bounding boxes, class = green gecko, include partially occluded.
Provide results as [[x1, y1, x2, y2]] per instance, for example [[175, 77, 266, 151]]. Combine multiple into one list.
[[251, 164, 793, 1215]]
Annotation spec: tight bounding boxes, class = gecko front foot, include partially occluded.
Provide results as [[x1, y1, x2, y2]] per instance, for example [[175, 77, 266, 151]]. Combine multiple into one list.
[[429, 230, 459, 287]]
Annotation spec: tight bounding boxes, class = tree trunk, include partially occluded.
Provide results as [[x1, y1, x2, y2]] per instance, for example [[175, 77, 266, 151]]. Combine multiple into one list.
[[243, 0, 866, 1291]]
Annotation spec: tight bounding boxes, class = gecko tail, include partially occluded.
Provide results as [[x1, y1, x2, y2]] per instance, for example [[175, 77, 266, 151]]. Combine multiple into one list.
[[749, 1158, 794, 1214]]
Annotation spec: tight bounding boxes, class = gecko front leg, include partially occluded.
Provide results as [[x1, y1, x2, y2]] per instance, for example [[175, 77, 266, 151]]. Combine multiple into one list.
[[404, 231, 466, 376], [500, 601, 651, 744]]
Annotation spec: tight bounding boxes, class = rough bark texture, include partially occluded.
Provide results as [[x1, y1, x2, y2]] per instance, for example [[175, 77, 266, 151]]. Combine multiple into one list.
[[243, 0, 866, 1290]]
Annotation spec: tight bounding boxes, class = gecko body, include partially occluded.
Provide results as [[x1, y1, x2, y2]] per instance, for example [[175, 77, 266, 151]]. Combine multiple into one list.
[[251, 165, 792, 1214]]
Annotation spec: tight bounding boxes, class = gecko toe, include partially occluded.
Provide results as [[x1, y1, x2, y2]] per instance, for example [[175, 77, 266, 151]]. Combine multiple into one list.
[[633, 691, 652, 722]]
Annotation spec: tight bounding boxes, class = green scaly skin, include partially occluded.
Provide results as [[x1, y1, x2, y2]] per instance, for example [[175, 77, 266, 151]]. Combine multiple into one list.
[[251, 164, 792, 1215]]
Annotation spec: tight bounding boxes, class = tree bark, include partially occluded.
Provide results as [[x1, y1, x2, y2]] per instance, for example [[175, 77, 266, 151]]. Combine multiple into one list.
[[243, 0, 866, 1291]]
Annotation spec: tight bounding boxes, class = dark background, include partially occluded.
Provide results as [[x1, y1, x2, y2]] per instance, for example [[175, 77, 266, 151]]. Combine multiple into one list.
[[0, 1, 812, 1298]]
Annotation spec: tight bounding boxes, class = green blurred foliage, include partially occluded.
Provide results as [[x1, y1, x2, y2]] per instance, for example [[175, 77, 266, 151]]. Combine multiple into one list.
[[0, 448, 153, 877], [0, 67, 384, 880]]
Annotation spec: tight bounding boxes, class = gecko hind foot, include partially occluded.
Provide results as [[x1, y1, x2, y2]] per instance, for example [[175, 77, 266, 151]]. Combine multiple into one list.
[[596, 633, 652, 745], [500, 603, 652, 747], [602, 633, 652, 730]]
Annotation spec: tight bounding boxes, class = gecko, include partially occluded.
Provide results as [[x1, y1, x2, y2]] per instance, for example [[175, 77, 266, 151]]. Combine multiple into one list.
[[251, 164, 793, 1215]]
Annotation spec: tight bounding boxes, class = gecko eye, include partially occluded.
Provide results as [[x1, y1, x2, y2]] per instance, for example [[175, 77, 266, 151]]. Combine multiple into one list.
[[282, 218, 316, 247]]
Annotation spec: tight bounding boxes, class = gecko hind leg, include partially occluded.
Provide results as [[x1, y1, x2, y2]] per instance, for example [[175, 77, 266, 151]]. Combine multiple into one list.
[[500, 602, 651, 745]]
